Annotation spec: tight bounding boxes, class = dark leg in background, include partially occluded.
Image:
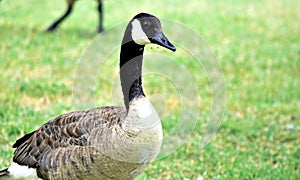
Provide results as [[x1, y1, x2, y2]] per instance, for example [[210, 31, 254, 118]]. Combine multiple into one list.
[[46, 0, 75, 32], [97, 0, 104, 33]]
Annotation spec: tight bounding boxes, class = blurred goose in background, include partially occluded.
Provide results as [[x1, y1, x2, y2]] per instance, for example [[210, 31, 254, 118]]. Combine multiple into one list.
[[0, 12, 176, 179], [46, 0, 105, 33]]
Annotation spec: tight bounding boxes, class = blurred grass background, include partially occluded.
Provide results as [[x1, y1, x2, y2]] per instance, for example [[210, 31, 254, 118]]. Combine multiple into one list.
[[0, 0, 299, 179]]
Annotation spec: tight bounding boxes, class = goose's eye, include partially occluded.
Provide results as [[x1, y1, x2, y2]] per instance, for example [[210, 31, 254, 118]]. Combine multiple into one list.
[[143, 21, 151, 29]]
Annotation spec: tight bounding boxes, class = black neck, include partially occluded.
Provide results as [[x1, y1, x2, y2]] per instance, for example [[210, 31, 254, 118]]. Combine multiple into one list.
[[120, 26, 146, 111]]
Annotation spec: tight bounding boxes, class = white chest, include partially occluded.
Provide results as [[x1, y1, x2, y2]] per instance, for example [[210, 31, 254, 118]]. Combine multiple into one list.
[[126, 97, 162, 133], [128, 97, 153, 118]]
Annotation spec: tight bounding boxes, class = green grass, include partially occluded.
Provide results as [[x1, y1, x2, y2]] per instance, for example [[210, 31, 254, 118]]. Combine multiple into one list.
[[1, 0, 300, 179]]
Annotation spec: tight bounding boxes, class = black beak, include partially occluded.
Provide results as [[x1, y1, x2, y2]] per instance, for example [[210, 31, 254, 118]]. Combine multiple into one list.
[[150, 31, 176, 52]]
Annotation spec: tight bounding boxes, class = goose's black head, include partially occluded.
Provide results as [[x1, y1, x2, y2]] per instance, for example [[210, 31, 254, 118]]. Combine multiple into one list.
[[124, 12, 176, 52], [120, 13, 176, 110]]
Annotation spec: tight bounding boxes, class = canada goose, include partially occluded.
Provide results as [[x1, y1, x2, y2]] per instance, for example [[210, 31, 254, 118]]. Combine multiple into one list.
[[0, 13, 176, 179], [46, 0, 104, 33]]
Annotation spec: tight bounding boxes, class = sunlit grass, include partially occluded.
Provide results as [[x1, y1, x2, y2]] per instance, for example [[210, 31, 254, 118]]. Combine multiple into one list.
[[1, 0, 299, 179]]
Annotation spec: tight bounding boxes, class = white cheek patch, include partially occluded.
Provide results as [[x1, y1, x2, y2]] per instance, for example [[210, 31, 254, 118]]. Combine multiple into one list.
[[131, 19, 151, 45]]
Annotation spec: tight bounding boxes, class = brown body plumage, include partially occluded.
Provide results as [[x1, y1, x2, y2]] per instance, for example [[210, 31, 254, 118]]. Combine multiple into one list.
[[13, 106, 161, 179]]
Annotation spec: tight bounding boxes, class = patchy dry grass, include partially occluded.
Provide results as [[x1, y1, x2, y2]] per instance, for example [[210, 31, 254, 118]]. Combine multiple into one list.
[[1, 0, 299, 179]]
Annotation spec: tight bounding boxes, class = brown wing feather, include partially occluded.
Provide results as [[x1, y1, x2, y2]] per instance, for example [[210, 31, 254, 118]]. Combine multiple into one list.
[[13, 131, 36, 148], [12, 106, 125, 170]]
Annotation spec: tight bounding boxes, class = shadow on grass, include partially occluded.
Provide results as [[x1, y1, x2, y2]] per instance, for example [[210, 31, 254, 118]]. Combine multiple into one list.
[[43, 27, 98, 39], [1, 24, 98, 39]]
